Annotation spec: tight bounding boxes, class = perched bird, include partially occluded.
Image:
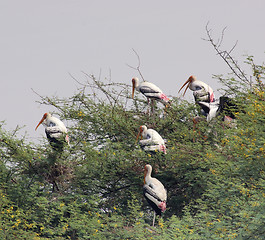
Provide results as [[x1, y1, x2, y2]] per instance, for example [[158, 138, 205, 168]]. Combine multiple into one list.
[[136, 125, 166, 154], [197, 98, 238, 128], [179, 76, 238, 127], [35, 112, 69, 148], [143, 164, 167, 227], [132, 77, 169, 113], [178, 75, 218, 122], [178, 75, 215, 103], [197, 101, 220, 122]]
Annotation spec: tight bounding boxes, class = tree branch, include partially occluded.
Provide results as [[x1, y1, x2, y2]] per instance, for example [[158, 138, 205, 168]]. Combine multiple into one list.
[[126, 48, 146, 81], [203, 23, 250, 85]]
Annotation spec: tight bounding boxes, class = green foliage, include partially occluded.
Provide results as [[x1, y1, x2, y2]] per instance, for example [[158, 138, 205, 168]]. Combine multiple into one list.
[[0, 58, 265, 239]]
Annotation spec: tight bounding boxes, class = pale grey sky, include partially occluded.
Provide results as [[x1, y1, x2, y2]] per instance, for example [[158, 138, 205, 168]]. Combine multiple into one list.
[[0, 0, 264, 142]]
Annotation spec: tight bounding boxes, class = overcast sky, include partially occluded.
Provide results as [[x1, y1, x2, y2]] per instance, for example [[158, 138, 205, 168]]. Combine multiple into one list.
[[0, 0, 264, 142]]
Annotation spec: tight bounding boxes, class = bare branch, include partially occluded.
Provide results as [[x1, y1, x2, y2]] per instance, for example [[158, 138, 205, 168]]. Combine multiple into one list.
[[81, 71, 114, 105], [217, 26, 227, 48], [227, 40, 238, 55], [204, 24, 250, 84], [126, 48, 146, 81], [132, 48, 141, 70]]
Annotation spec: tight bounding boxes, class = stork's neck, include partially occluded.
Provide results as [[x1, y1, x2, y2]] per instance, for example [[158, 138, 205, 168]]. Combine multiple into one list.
[[144, 166, 152, 184], [134, 78, 140, 89], [141, 130, 147, 139], [140, 126, 148, 138]]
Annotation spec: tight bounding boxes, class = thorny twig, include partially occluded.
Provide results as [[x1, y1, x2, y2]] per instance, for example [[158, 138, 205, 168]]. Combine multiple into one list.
[[31, 88, 65, 113], [126, 48, 146, 81], [203, 23, 250, 85]]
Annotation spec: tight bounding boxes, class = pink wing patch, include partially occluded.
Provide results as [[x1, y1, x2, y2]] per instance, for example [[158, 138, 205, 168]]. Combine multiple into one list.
[[159, 144, 167, 154], [65, 135, 70, 144], [210, 92, 215, 102], [160, 93, 169, 102], [158, 201, 166, 212]]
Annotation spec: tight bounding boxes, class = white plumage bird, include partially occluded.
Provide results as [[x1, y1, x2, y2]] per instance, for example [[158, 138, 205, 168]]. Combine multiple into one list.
[[179, 76, 238, 129], [197, 101, 220, 122], [132, 77, 170, 113], [143, 164, 167, 226], [136, 125, 166, 154], [178, 75, 215, 103], [35, 112, 69, 148], [179, 75, 218, 122]]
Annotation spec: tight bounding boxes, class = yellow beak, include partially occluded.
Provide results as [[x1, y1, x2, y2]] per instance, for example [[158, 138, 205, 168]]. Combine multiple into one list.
[[35, 117, 45, 131], [178, 78, 192, 96]]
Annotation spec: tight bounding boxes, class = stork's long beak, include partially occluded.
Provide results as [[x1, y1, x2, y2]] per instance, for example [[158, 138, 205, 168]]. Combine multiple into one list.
[[144, 167, 147, 184], [132, 82, 136, 99], [178, 78, 192, 96], [135, 128, 143, 145], [35, 116, 45, 131]]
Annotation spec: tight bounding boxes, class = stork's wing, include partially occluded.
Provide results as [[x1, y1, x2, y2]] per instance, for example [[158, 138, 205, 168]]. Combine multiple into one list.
[[143, 184, 158, 200], [140, 85, 159, 94], [198, 102, 220, 121], [219, 96, 239, 119], [45, 126, 64, 139], [143, 184, 166, 202], [197, 102, 210, 115], [139, 139, 156, 146]]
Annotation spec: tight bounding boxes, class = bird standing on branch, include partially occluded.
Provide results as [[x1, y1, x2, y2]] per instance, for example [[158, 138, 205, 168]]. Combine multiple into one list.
[[132, 77, 170, 114], [179, 75, 238, 130], [178, 75, 220, 121], [35, 112, 69, 149], [143, 164, 167, 227], [178, 75, 215, 103]]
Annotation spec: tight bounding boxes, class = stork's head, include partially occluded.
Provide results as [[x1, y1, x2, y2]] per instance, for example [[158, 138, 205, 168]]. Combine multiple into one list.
[[144, 164, 152, 184], [35, 112, 51, 130], [144, 164, 152, 172], [135, 125, 147, 144], [178, 75, 197, 96], [179, 76, 215, 102], [132, 77, 139, 99]]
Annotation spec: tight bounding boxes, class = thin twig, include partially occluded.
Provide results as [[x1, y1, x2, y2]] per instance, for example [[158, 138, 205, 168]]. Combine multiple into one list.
[[217, 26, 227, 48], [204, 24, 250, 84], [126, 48, 146, 81]]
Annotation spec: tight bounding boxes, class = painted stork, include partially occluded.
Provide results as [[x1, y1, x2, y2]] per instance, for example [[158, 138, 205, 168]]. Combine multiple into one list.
[[197, 101, 220, 122], [197, 97, 238, 126], [178, 75, 215, 103], [178, 75, 218, 121], [179, 76, 238, 127], [35, 113, 69, 148], [132, 77, 170, 113], [136, 125, 166, 154], [143, 164, 167, 227]]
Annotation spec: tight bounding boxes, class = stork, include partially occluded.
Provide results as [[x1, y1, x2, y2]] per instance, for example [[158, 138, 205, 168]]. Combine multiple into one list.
[[132, 77, 170, 113], [35, 112, 69, 148], [136, 125, 166, 154], [179, 76, 238, 129], [178, 75, 215, 103], [197, 97, 238, 127], [143, 164, 167, 227]]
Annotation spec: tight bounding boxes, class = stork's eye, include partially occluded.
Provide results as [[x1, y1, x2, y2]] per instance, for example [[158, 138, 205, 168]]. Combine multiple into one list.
[[195, 86, 202, 90], [49, 122, 56, 127]]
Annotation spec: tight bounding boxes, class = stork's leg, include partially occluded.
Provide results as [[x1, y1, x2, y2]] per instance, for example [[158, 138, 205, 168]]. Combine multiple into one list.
[[152, 211, 156, 227], [151, 99, 155, 115], [146, 98, 150, 115]]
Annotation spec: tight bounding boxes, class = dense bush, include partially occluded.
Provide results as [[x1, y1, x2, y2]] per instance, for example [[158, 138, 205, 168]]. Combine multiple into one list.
[[0, 55, 264, 239]]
